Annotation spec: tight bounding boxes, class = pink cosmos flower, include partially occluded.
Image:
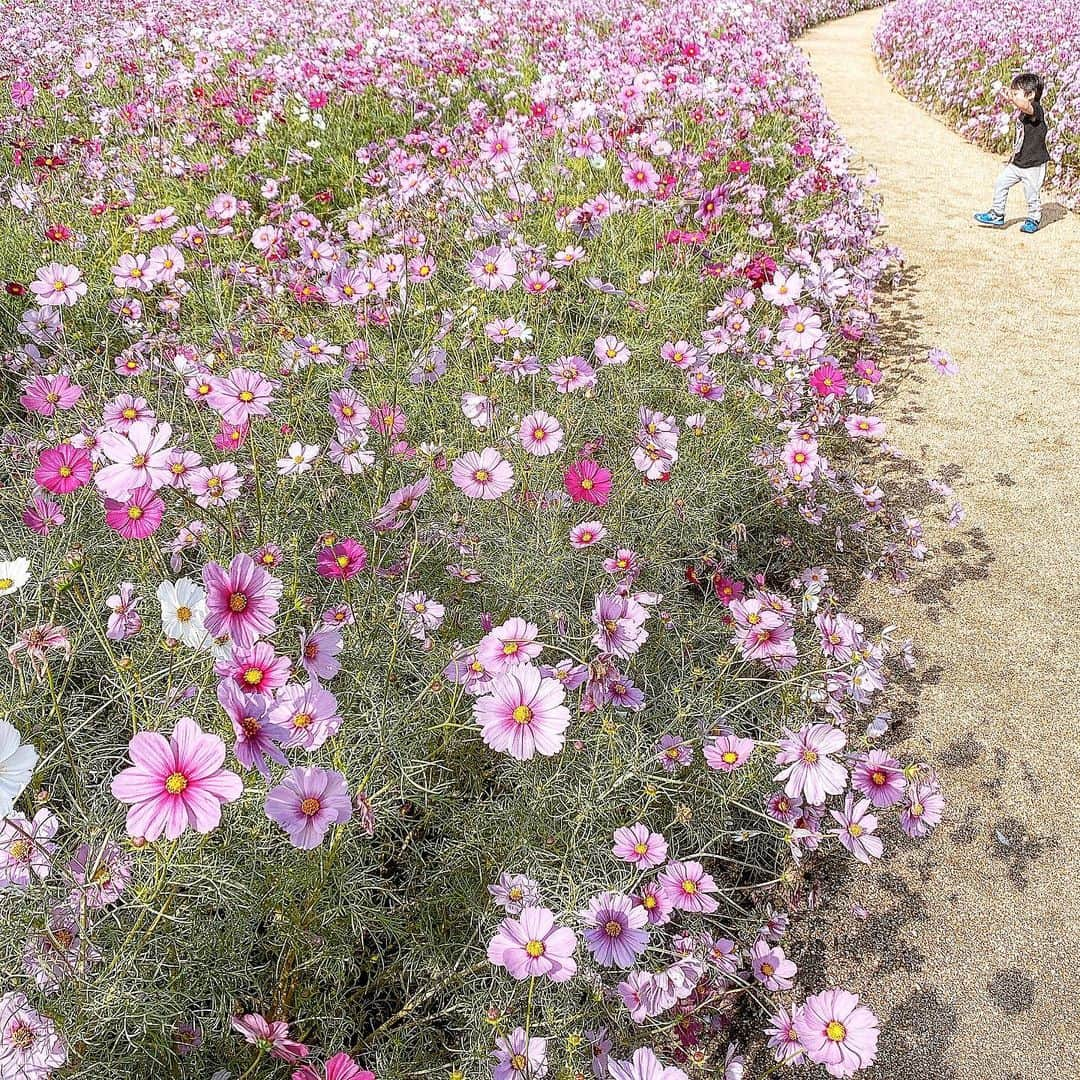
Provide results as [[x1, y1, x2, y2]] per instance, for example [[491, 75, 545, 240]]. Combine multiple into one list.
[[830, 795, 883, 863], [569, 520, 607, 548], [264, 766, 353, 849], [112, 252, 157, 292], [67, 841, 132, 909], [844, 414, 885, 439], [218, 640, 292, 695], [781, 439, 819, 479], [633, 881, 672, 926], [491, 1028, 545, 1080], [580, 891, 649, 968], [298, 625, 343, 681], [94, 421, 174, 499], [293, 1052, 375, 1080], [203, 553, 283, 647], [34, 444, 92, 494], [30, 262, 86, 307], [217, 682, 289, 778], [0, 991, 68, 1075], [103, 486, 166, 540], [487, 905, 577, 982], [607, 1047, 689, 1080], [765, 1004, 807, 1064], [751, 938, 797, 991], [207, 367, 277, 425], [774, 723, 848, 805], [20, 373, 83, 416], [657, 859, 719, 914], [110, 717, 243, 841], [704, 734, 755, 772], [808, 362, 847, 397], [474, 664, 570, 760], [518, 410, 564, 456], [230, 1013, 309, 1063], [451, 448, 514, 500], [794, 989, 879, 1077], [0, 810, 59, 889], [564, 459, 612, 505], [612, 823, 668, 868], [851, 750, 906, 807], [928, 347, 958, 376], [467, 245, 517, 291], [476, 617, 542, 675], [900, 776, 944, 838], [272, 680, 342, 751], [22, 495, 65, 535], [316, 539, 368, 579], [777, 305, 824, 351]]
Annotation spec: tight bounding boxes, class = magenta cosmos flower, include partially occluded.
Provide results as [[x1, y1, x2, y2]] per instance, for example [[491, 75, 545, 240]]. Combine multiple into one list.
[[580, 891, 649, 968], [316, 539, 367, 579], [34, 444, 92, 494], [657, 859, 719, 914], [851, 750, 906, 807], [103, 486, 166, 540], [774, 723, 847, 805], [451, 447, 515, 499], [203, 553, 283, 647], [264, 766, 353, 849], [794, 989, 879, 1077], [110, 717, 243, 841], [564, 458, 612, 505], [230, 1012, 308, 1063], [474, 663, 571, 760], [612, 823, 668, 868], [487, 905, 577, 982]]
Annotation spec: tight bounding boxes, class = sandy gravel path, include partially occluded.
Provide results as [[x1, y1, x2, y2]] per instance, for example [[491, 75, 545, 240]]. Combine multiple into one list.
[[798, 10, 1080, 1079]]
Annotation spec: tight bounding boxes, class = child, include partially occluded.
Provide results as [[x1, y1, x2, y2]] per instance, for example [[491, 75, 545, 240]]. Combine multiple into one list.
[[974, 73, 1050, 234]]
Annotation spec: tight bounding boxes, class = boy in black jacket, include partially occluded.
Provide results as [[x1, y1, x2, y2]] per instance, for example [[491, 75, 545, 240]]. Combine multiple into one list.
[[974, 73, 1050, 234]]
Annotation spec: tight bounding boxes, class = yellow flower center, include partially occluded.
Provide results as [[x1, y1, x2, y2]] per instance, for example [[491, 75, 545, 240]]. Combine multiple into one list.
[[9, 839, 31, 861], [58, 465, 72, 477], [10, 1024, 34, 1049], [633, 842, 648, 854], [604, 919, 622, 937], [512, 705, 533, 725], [849, 823, 864, 837], [580, 477, 594, 490], [165, 772, 188, 794], [802, 749, 819, 764], [681, 879, 697, 894], [510, 1054, 527, 1071], [228, 591, 248, 612], [0, 578, 12, 591], [238, 390, 254, 402], [524, 939, 545, 958], [474, 469, 490, 482], [293, 712, 313, 728], [122, 408, 137, 419], [826, 1021, 847, 1042], [760, 961, 775, 976], [127, 506, 143, 520], [300, 797, 321, 816], [176, 605, 192, 622], [242, 667, 264, 685], [502, 642, 519, 655], [722, 750, 739, 764]]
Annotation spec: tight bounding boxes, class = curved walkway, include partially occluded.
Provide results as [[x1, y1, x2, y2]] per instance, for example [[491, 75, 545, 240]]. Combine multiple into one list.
[[800, 11, 1080, 1079]]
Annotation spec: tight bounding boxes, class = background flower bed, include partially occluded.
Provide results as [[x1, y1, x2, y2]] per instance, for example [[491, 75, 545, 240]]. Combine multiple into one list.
[[873, 0, 1080, 209], [0, 0, 944, 1076]]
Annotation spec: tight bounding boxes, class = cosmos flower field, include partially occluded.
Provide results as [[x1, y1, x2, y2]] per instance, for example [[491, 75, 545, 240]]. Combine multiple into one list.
[[0, 0, 957, 1075], [873, 0, 1080, 209]]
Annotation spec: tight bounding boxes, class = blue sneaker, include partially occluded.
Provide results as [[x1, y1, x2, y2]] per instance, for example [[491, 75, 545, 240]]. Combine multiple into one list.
[[974, 211, 1005, 228], [1020, 218, 1040, 234]]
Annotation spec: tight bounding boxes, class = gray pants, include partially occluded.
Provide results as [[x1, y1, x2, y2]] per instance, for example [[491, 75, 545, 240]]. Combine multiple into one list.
[[992, 163, 1047, 222]]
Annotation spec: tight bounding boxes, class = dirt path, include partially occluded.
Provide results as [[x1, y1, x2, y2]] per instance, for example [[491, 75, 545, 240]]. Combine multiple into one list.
[[798, 10, 1080, 1079]]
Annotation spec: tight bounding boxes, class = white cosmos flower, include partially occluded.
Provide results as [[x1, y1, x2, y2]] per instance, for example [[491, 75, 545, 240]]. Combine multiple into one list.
[[156, 577, 211, 648], [0, 720, 37, 817], [276, 442, 320, 475], [0, 558, 30, 597]]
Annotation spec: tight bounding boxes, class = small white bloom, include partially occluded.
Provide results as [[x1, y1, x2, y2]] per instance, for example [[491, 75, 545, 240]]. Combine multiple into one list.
[[156, 577, 211, 649], [0, 558, 30, 597], [276, 441, 320, 475], [0, 720, 37, 818]]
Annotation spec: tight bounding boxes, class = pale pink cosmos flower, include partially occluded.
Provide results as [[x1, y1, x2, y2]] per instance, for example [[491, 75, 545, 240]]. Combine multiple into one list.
[[451, 447, 514, 500], [0, 810, 59, 889], [110, 717, 243, 841], [569, 520, 607, 548], [206, 367, 277, 425], [612, 823, 668, 868], [765, 1004, 807, 1064], [474, 663, 570, 760], [704, 734, 755, 772], [518, 410, 564, 456], [777, 305, 823, 351], [830, 795, 883, 863], [30, 263, 86, 307], [0, 991, 68, 1075], [487, 905, 577, 982], [264, 766, 353, 849], [844, 414, 885, 439], [607, 1046, 689, 1080], [112, 252, 157, 292], [19, 373, 83, 416], [750, 938, 797, 991], [467, 245, 517, 291], [774, 724, 848, 805], [900, 775, 944, 838], [93, 421, 174, 500], [476, 617, 542, 675], [794, 989, 879, 1077], [657, 859, 719, 914]]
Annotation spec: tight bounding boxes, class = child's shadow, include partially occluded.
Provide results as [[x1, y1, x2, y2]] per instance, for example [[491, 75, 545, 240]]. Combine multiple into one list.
[[1005, 202, 1068, 229]]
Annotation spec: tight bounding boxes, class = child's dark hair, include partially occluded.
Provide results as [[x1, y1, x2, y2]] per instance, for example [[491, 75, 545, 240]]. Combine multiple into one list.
[[1011, 72, 1044, 102]]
